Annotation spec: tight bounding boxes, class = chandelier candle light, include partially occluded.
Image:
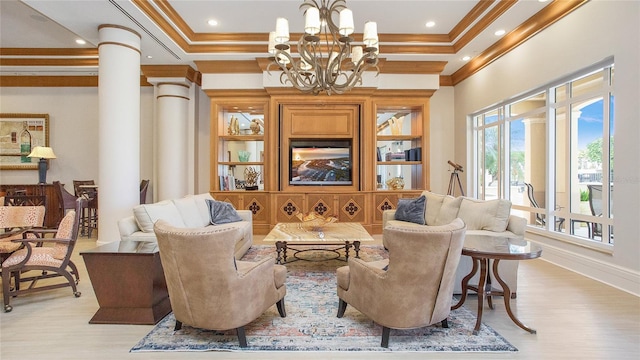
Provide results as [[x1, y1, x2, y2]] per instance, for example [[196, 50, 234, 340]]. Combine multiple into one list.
[[268, 0, 379, 95]]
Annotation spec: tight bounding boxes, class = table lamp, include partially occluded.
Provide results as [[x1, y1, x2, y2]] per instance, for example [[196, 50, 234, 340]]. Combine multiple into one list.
[[28, 146, 57, 184]]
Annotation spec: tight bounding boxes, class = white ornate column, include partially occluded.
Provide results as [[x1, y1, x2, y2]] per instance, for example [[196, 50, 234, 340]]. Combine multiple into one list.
[[97, 25, 141, 244]]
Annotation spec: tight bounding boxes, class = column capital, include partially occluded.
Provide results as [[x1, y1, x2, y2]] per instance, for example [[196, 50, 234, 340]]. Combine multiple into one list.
[[141, 65, 200, 86], [98, 25, 141, 53]]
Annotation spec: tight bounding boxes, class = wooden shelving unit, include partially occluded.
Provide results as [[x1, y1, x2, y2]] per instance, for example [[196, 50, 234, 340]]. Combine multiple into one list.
[[207, 90, 432, 234]]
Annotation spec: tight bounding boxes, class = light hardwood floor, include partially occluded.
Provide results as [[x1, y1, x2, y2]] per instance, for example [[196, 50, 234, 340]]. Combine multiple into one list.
[[1, 233, 639, 360]]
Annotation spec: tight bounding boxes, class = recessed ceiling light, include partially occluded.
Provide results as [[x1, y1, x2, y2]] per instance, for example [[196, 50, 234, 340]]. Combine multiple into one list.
[[146, 55, 153, 59], [207, 19, 218, 26], [494, 29, 506, 36], [462, 56, 471, 61], [75, 39, 86, 45], [425, 21, 435, 28]]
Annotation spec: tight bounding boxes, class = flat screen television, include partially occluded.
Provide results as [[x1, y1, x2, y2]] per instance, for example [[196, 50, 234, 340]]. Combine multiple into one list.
[[289, 140, 352, 186]]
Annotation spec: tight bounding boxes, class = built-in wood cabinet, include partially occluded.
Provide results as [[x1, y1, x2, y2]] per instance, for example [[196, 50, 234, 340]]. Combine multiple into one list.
[[207, 89, 432, 234]]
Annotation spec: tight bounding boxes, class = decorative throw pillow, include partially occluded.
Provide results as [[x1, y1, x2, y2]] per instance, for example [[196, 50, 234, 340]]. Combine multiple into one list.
[[394, 195, 427, 225], [205, 199, 243, 225]]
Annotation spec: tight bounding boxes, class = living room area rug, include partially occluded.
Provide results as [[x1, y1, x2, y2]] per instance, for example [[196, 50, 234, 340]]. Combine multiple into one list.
[[131, 245, 517, 352]]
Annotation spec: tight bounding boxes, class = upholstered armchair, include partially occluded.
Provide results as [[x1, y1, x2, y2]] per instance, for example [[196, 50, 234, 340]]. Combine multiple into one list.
[[2, 198, 84, 312], [153, 220, 287, 348], [336, 218, 466, 348]]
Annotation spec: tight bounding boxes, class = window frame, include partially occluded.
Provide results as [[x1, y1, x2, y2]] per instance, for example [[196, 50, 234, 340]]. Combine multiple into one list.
[[470, 58, 614, 251]]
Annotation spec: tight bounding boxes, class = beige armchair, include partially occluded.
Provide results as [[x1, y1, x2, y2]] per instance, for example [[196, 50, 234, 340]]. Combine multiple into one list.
[[336, 218, 466, 348], [153, 220, 287, 348]]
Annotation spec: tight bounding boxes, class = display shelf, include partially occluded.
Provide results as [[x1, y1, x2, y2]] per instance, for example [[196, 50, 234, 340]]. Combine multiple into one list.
[[377, 161, 422, 165], [375, 108, 425, 190], [211, 96, 269, 193], [219, 161, 263, 166], [219, 135, 264, 141]]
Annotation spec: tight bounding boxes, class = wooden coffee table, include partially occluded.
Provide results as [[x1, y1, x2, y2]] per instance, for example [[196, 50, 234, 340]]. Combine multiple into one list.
[[80, 241, 171, 325], [264, 222, 374, 264]]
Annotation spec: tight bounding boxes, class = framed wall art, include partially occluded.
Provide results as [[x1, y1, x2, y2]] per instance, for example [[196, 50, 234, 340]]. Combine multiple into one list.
[[0, 113, 50, 170]]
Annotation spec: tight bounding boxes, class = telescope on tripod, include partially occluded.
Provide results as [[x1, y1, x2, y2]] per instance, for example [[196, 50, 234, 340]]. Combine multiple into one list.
[[447, 160, 465, 196]]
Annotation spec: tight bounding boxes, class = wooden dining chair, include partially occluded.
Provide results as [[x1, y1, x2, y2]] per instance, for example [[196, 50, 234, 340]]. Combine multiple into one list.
[[73, 180, 98, 237], [2, 198, 84, 312]]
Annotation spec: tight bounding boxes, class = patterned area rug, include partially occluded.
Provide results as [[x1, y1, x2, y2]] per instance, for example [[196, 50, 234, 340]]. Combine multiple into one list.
[[131, 245, 517, 352]]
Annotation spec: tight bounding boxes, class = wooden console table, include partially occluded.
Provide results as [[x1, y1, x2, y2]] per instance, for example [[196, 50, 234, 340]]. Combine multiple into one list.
[[80, 241, 171, 325]]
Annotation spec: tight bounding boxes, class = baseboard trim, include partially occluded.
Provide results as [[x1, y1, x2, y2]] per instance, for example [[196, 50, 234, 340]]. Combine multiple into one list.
[[537, 242, 640, 297]]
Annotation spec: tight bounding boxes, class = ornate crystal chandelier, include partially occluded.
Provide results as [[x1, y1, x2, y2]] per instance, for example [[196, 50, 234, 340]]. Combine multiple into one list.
[[268, 0, 379, 95]]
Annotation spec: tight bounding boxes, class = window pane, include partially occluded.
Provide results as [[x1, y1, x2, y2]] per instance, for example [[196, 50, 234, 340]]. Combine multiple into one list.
[[510, 92, 546, 117], [571, 71, 604, 98], [484, 126, 498, 200], [509, 118, 526, 206], [575, 98, 604, 185], [485, 109, 500, 125]]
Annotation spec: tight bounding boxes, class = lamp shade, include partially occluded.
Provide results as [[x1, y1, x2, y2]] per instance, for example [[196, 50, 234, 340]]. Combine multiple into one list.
[[339, 9, 354, 36], [28, 146, 57, 159], [305, 7, 320, 35], [275, 17, 290, 44]]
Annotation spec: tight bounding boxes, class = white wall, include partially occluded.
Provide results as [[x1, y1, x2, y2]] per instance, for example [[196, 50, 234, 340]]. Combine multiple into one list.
[[429, 86, 455, 194], [195, 86, 211, 194], [0, 86, 155, 198], [453, 1, 640, 295]]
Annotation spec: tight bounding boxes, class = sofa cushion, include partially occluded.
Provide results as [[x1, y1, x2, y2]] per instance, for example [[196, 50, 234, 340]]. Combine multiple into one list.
[[394, 195, 426, 225], [422, 191, 446, 225], [422, 191, 461, 226], [172, 196, 207, 228], [434, 196, 463, 225], [192, 193, 215, 225], [457, 197, 511, 232], [206, 199, 243, 225], [133, 201, 186, 233]]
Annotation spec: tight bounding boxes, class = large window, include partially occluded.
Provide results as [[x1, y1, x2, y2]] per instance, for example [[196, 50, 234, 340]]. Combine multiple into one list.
[[472, 59, 614, 247]]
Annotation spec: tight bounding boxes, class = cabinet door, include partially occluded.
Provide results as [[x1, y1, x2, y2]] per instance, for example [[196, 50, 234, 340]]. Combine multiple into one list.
[[338, 194, 366, 223], [273, 194, 306, 223]]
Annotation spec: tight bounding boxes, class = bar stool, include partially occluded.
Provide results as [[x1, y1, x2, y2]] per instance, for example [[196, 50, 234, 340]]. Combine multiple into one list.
[[73, 180, 98, 237]]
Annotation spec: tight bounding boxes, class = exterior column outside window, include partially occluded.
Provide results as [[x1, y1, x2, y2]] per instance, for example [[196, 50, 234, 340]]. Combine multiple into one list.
[[152, 83, 191, 201], [98, 24, 141, 245], [523, 117, 547, 224]]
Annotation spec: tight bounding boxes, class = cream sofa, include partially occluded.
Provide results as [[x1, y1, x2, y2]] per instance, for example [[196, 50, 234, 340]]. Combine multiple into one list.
[[382, 191, 527, 296], [117, 193, 253, 259]]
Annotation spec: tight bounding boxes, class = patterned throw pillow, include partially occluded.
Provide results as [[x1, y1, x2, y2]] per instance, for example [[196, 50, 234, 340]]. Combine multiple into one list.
[[205, 199, 243, 225], [394, 195, 427, 225]]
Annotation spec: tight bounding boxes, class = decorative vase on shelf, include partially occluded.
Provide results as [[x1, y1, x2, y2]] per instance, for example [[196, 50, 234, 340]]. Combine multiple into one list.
[[238, 150, 251, 162]]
